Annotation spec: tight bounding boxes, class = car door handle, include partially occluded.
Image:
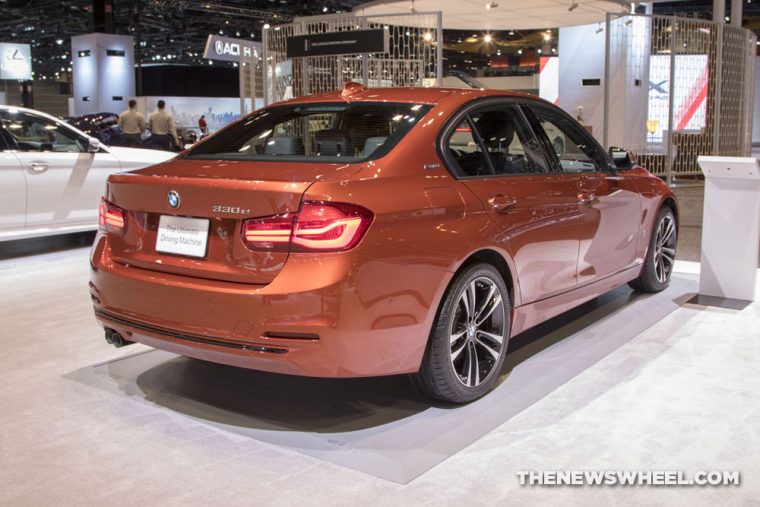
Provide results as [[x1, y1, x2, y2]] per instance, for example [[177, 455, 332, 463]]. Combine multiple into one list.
[[577, 190, 595, 205], [27, 162, 49, 173], [487, 194, 517, 212]]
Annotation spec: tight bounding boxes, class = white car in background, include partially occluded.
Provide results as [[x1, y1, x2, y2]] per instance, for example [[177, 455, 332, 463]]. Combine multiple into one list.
[[0, 105, 175, 241]]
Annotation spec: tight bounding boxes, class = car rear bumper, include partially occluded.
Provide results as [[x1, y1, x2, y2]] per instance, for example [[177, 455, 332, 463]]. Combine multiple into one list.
[[89, 233, 447, 377]]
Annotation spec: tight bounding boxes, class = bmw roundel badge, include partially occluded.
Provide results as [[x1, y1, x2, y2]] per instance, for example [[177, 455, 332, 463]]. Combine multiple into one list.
[[167, 190, 181, 209]]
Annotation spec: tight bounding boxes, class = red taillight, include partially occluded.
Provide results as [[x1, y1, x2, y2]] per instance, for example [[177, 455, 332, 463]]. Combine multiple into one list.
[[292, 203, 372, 252], [99, 197, 127, 233], [242, 202, 373, 253], [242, 213, 295, 253]]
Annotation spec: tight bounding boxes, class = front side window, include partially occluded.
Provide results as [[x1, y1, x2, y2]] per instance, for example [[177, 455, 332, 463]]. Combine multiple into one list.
[[528, 107, 608, 173], [0, 111, 87, 153], [185, 102, 431, 163]]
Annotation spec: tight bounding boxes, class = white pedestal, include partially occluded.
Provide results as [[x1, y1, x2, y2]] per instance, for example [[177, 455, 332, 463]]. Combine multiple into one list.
[[697, 156, 760, 301]]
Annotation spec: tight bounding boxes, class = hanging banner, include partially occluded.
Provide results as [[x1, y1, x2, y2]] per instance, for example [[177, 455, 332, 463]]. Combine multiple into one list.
[[203, 35, 261, 62], [286, 29, 388, 58]]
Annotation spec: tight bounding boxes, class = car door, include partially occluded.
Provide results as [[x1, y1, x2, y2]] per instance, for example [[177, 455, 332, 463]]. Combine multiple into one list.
[[0, 110, 119, 228], [524, 104, 642, 285], [442, 99, 582, 305], [0, 126, 26, 231]]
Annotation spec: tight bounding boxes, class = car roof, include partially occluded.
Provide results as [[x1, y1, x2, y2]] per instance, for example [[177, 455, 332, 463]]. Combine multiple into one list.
[[272, 87, 544, 108]]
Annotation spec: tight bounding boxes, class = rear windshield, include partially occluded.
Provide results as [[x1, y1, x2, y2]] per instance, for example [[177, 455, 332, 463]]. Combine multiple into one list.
[[184, 101, 432, 163]]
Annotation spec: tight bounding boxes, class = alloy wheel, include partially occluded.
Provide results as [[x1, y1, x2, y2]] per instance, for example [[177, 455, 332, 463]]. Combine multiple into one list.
[[449, 276, 506, 387], [654, 214, 676, 284]]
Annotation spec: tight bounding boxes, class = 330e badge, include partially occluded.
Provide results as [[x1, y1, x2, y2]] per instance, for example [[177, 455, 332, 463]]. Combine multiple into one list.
[[212, 205, 251, 214]]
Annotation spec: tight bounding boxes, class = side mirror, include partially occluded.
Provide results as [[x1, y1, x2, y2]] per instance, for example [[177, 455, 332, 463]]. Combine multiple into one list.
[[87, 137, 101, 153], [609, 146, 635, 170]]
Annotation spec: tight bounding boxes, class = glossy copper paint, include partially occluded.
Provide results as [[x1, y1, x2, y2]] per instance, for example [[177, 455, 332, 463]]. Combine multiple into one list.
[[90, 87, 677, 377]]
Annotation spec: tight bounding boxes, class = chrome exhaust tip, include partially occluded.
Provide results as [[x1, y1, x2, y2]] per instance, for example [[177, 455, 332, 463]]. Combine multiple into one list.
[[104, 328, 134, 348]]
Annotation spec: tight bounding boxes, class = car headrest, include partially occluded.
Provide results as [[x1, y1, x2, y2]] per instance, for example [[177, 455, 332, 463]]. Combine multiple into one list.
[[315, 130, 354, 156], [264, 136, 304, 156], [477, 113, 515, 149]]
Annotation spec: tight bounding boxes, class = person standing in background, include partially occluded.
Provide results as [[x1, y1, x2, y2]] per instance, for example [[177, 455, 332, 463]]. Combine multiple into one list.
[[118, 99, 145, 147], [148, 100, 179, 151], [198, 114, 208, 136]]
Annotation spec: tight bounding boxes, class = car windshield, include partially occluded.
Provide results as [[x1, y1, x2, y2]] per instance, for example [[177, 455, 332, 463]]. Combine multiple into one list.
[[183, 101, 432, 163]]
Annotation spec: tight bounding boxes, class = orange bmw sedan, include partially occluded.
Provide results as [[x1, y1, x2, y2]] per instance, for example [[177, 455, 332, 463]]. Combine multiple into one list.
[[90, 84, 678, 403]]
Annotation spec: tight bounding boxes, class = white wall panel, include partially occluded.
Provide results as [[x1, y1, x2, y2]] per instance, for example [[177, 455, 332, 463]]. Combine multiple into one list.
[[71, 33, 135, 116], [558, 24, 607, 143]]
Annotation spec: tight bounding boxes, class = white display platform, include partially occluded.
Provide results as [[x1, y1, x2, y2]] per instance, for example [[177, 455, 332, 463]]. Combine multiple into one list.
[[66, 275, 696, 484], [697, 156, 760, 302]]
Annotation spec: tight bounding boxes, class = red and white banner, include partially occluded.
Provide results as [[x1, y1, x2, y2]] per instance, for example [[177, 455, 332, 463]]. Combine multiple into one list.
[[539, 56, 559, 105], [647, 54, 709, 142]]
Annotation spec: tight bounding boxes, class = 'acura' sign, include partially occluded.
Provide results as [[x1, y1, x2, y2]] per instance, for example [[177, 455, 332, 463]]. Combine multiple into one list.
[[286, 29, 388, 58], [203, 35, 262, 62]]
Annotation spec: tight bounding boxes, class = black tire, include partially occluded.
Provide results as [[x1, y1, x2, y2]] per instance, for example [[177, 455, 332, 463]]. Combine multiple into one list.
[[412, 263, 511, 403], [628, 206, 677, 293]]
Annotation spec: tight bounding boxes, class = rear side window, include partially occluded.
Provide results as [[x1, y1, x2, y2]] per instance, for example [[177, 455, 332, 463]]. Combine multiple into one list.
[[185, 102, 431, 163], [447, 120, 489, 177], [443, 101, 548, 178], [469, 105, 546, 175]]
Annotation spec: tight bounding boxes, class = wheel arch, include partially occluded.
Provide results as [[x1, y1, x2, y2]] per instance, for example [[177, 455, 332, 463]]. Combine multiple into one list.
[[451, 248, 519, 309], [661, 196, 679, 227]]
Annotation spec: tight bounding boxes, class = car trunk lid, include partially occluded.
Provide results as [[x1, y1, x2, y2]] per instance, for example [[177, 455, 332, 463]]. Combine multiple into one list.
[[104, 159, 360, 284]]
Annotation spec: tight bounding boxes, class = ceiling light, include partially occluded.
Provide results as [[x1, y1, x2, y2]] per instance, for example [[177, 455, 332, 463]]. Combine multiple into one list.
[[55, 38, 63, 45], [486, 1, 498, 9], [484, 34, 492, 43], [568, 1, 579, 11]]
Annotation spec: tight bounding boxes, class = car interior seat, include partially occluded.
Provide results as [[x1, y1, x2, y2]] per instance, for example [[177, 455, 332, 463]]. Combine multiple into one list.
[[263, 136, 305, 156]]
